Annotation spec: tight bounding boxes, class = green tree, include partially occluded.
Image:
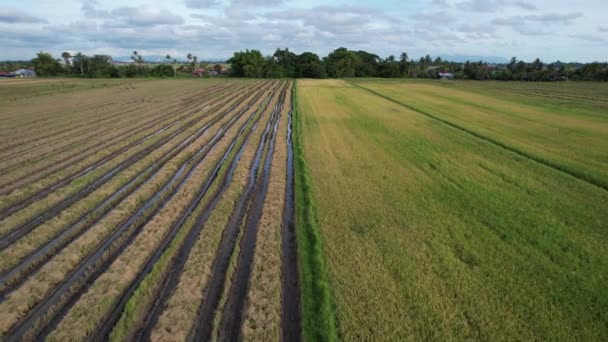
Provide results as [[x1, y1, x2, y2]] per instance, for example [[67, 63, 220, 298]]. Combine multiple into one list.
[[31, 52, 62, 76], [61, 52, 71, 70], [324, 48, 363, 78], [297, 52, 325, 78], [73, 52, 87, 76], [227, 50, 265, 78], [131, 51, 144, 74]]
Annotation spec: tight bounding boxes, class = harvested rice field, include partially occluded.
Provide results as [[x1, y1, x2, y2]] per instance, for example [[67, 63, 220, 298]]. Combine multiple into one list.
[[0, 78, 299, 341]]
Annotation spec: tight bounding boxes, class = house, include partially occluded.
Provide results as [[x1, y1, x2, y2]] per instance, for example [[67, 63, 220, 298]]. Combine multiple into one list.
[[192, 68, 206, 77], [0, 71, 16, 78], [14, 69, 36, 77], [438, 72, 454, 80]]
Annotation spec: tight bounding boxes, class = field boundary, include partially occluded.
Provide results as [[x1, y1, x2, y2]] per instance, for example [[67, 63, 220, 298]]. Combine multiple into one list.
[[348, 80, 608, 193], [293, 80, 338, 342]]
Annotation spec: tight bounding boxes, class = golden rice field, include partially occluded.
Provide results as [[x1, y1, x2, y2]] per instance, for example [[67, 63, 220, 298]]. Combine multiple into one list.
[[297, 79, 608, 341]]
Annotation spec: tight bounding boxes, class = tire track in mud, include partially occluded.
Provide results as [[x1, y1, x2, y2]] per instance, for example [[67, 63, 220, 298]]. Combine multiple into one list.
[[217, 88, 285, 342], [281, 88, 301, 342], [186, 86, 287, 342], [0, 83, 242, 193], [0, 84, 256, 249], [1, 86, 271, 342], [0, 82, 233, 160], [88, 83, 283, 342], [0, 86, 262, 296]]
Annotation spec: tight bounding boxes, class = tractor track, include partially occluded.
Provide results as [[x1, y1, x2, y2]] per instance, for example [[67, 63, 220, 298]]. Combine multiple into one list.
[[0, 83, 256, 245], [0, 83, 232, 170], [281, 87, 301, 342], [0, 88, 235, 221], [186, 86, 287, 342], [0, 82, 233, 159], [216, 87, 285, 342], [88, 82, 283, 342], [0, 87, 262, 296], [1, 85, 271, 342], [0, 83, 241, 194], [0, 80, 150, 134]]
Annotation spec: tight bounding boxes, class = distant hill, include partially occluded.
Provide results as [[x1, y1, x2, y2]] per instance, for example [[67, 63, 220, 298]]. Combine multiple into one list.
[[112, 55, 227, 64], [439, 55, 509, 64]]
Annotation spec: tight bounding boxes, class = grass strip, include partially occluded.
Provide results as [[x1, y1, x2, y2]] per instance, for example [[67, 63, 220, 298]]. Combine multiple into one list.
[[292, 81, 338, 342]]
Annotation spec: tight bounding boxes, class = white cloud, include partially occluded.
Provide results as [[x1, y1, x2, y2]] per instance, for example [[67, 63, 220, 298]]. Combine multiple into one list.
[[0, 8, 47, 23], [111, 6, 185, 26], [0, 0, 606, 62]]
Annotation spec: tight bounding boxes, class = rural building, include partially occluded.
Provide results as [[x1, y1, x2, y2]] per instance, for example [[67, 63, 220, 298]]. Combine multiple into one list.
[[438, 72, 454, 80], [14, 69, 36, 77], [192, 68, 206, 77]]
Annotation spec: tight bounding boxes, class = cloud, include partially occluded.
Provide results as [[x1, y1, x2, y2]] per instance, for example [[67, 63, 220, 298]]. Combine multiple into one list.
[[492, 12, 583, 35], [111, 6, 184, 26], [0, 8, 47, 23], [231, 0, 288, 6], [0, 0, 607, 63], [523, 12, 583, 22], [569, 34, 605, 42], [264, 5, 398, 34], [81, 1, 111, 19], [411, 11, 457, 24], [184, 0, 221, 9], [512, 1, 537, 11], [458, 0, 537, 12]]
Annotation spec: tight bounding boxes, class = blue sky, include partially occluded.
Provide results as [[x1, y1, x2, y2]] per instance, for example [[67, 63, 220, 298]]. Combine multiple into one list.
[[0, 0, 606, 62]]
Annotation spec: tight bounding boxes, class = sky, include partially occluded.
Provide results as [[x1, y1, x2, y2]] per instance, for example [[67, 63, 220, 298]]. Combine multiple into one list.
[[0, 0, 606, 62]]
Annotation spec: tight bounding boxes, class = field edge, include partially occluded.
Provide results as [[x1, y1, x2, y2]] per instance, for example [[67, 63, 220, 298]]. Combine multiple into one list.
[[293, 80, 338, 342]]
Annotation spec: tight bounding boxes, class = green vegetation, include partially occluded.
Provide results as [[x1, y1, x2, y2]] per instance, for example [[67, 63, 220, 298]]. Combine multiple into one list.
[[297, 79, 608, 340], [5, 48, 608, 81], [351, 79, 608, 190], [293, 81, 338, 342], [227, 48, 608, 80]]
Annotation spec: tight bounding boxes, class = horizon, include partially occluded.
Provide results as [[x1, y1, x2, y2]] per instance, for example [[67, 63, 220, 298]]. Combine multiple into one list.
[[1, 0, 607, 62]]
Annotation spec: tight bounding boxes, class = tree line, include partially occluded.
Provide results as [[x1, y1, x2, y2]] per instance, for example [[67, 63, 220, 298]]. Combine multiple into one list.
[[1, 48, 607, 81], [228, 47, 608, 81], [0, 51, 224, 78]]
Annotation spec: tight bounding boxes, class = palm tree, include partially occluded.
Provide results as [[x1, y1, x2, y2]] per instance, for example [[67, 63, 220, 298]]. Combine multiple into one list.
[[131, 51, 140, 73], [400, 52, 408, 63], [61, 52, 72, 69], [74, 52, 85, 76], [187, 53, 193, 71], [132, 51, 144, 74], [165, 54, 172, 64], [192, 56, 198, 71]]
